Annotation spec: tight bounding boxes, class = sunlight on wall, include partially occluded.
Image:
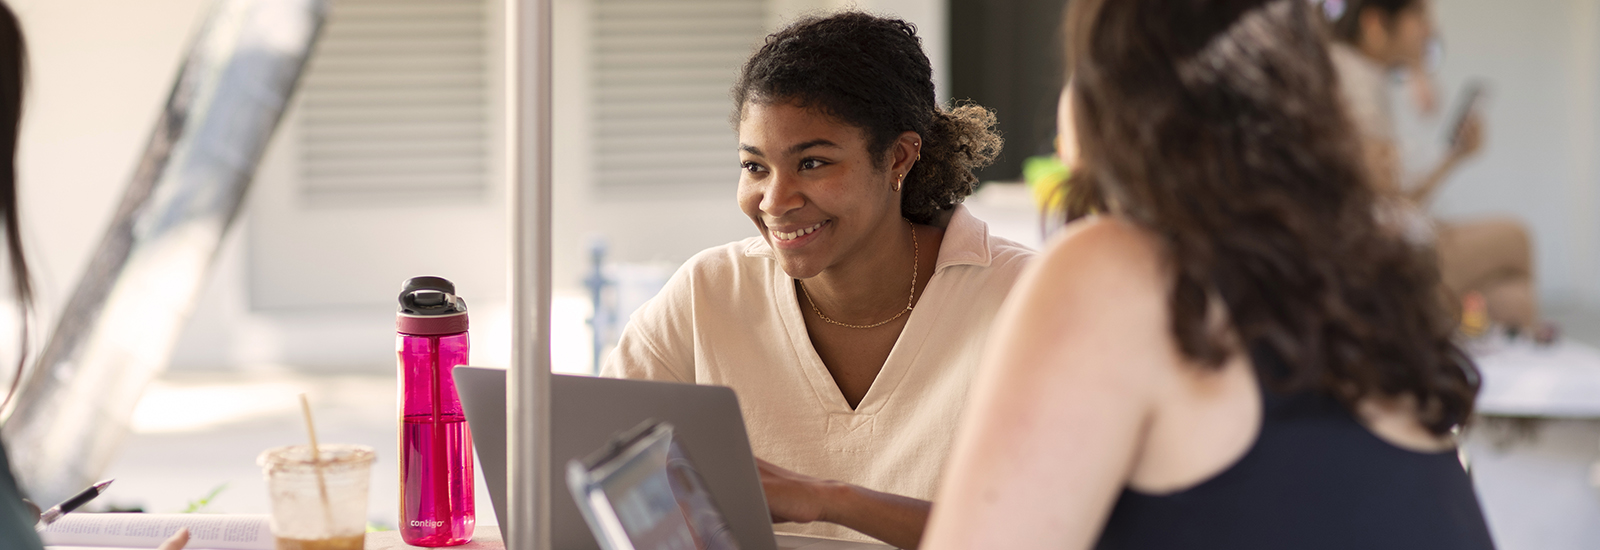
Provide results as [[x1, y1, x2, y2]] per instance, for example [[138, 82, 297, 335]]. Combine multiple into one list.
[[142, 293, 595, 440], [131, 380, 314, 434]]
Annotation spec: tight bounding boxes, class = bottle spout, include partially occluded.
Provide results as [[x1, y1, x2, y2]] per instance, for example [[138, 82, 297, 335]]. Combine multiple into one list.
[[399, 276, 468, 316]]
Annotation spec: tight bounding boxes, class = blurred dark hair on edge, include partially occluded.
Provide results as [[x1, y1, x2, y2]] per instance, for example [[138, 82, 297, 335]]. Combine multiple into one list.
[[1061, 0, 1475, 434], [0, 1, 30, 412]]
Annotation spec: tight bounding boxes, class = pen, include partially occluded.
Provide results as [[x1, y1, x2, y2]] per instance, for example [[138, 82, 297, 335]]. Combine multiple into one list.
[[35, 478, 112, 530]]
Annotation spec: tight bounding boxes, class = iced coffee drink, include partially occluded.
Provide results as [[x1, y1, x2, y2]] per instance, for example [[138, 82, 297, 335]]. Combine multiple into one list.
[[258, 445, 375, 550]]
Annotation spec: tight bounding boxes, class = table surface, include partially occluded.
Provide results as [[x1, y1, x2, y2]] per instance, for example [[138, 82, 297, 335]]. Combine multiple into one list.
[[360, 531, 897, 550], [1474, 339, 1600, 417], [365, 531, 505, 550]]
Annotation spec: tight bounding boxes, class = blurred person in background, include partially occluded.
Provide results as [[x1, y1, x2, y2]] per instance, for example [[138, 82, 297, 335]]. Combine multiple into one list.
[[0, 3, 187, 548], [1328, 0, 1548, 339], [601, 12, 1030, 548], [923, 0, 1493, 548]]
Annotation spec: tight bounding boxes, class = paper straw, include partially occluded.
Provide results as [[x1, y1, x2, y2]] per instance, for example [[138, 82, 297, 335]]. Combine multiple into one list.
[[298, 393, 336, 531]]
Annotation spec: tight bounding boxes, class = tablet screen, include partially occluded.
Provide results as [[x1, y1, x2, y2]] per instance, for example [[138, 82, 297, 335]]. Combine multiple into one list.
[[570, 422, 740, 550]]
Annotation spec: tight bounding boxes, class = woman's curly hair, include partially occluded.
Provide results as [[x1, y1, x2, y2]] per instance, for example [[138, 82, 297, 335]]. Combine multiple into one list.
[[732, 11, 1003, 225], [1063, 0, 1476, 434]]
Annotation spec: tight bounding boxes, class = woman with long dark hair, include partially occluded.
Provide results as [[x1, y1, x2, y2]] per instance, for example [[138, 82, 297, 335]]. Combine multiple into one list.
[[923, 0, 1494, 548], [0, 2, 43, 544], [603, 12, 1026, 548]]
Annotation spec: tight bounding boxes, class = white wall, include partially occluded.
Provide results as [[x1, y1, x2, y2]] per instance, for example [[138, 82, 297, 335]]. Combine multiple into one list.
[[214, 0, 513, 370], [4, 0, 506, 372], [1417, 0, 1600, 307], [766, 0, 948, 102], [8, 0, 210, 340], [3, 0, 468, 372]]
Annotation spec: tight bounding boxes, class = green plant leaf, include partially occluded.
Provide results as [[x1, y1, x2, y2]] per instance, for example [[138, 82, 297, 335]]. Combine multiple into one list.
[[181, 483, 228, 514]]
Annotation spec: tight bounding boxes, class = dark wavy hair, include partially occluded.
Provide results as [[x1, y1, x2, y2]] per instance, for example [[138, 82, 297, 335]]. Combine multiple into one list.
[[1324, 0, 1422, 44], [732, 12, 1002, 225], [0, 2, 28, 411], [1062, 0, 1475, 434]]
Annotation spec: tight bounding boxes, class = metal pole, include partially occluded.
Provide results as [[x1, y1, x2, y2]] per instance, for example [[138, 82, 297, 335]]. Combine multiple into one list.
[[507, 0, 552, 548]]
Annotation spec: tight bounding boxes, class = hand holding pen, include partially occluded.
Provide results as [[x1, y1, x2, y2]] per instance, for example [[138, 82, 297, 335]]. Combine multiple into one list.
[[34, 478, 112, 530]]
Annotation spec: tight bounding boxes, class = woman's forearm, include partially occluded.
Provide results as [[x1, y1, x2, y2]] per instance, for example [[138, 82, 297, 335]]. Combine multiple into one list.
[[818, 482, 932, 549]]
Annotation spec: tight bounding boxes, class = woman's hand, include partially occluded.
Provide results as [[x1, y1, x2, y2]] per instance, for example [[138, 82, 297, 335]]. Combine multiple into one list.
[[756, 458, 839, 524], [1450, 112, 1485, 163], [757, 457, 933, 549], [157, 527, 189, 550], [1407, 111, 1485, 206]]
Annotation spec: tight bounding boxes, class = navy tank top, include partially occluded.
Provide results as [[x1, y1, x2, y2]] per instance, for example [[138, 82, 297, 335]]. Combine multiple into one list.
[[1094, 348, 1495, 550]]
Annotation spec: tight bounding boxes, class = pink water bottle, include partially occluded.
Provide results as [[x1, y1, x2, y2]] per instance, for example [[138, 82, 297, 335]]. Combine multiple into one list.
[[397, 276, 475, 546]]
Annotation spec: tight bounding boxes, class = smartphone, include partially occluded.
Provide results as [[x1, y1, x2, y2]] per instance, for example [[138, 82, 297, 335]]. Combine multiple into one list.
[[1447, 80, 1487, 147]]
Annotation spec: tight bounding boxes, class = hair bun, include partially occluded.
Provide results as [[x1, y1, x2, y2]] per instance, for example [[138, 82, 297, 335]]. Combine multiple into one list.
[[901, 103, 1003, 221]]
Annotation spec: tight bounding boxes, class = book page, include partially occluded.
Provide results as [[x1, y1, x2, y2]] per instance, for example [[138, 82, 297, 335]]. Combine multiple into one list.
[[41, 513, 273, 550]]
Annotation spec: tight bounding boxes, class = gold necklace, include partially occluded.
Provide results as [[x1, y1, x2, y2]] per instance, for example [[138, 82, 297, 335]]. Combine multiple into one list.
[[798, 219, 918, 329]]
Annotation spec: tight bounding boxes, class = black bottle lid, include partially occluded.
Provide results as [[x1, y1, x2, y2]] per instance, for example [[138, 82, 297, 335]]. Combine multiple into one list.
[[398, 276, 468, 318]]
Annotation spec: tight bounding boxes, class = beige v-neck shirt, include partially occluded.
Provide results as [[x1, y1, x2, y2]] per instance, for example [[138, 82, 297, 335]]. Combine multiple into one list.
[[601, 205, 1033, 542]]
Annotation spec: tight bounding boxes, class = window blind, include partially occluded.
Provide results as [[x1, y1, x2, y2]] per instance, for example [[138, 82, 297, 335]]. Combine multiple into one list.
[[297, 0, 490, 206], [592, 0, 766, 190]]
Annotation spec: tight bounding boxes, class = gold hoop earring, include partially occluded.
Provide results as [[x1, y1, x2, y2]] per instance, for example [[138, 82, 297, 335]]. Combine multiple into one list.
[[893, 173, 903, 192]]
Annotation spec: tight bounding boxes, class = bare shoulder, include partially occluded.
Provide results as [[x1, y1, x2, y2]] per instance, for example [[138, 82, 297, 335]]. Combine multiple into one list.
[[987, 216, 1176, 386], [1020, 216, 1169, 314], [1042, 216, 1163, 271]]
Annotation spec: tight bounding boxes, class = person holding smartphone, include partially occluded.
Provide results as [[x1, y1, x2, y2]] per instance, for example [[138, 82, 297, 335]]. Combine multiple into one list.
[[1328, 0, 1549, 339]]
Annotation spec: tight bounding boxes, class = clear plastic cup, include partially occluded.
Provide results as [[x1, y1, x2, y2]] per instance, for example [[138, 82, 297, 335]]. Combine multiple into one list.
[[258, 444, 375, 550]]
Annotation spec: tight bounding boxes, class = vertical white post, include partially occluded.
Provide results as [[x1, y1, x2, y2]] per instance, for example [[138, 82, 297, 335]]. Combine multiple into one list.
[[507, 0, 552, 548]]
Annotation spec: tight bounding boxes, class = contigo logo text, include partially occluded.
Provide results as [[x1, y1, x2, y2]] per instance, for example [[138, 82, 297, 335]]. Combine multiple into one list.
[[410, 520, 446, 528]]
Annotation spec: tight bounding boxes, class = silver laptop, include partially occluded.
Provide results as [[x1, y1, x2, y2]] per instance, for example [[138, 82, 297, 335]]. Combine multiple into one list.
[[452, 367, 894, 550]]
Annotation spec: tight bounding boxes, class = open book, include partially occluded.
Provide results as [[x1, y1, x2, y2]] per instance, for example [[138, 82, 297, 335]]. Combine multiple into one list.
[[40, 514, 274, 550]]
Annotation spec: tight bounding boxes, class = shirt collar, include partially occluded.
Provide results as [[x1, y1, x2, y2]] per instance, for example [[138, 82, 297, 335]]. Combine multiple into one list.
[[743, 204, 994, 271]]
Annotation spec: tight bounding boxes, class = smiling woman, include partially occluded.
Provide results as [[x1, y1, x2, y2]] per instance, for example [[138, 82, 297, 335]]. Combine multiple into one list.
[[600, 11, 1028, 549]]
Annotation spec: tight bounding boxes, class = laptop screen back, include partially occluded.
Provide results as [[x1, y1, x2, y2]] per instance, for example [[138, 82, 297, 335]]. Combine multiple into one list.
[[451, 367, 777, 550]]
